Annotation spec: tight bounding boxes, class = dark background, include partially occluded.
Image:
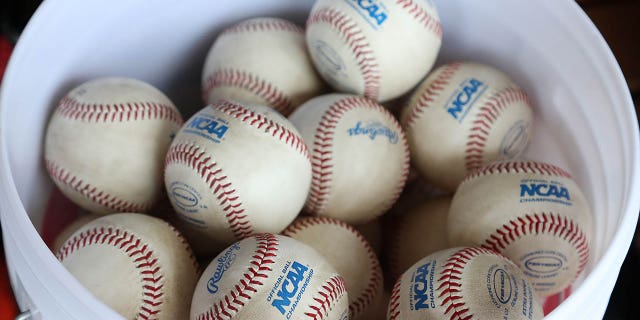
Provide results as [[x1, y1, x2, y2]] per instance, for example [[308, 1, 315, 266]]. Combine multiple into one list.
[[1, 0, 639, 319]]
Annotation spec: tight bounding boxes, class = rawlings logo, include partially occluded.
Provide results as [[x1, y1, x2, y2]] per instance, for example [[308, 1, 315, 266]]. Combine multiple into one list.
[[184, 114, 229, 143], [207, 243, 241, 294], [446, 78, 488, 122], [346, 0, 389, 26], [348, 121, 399, 144], [271, 261, 313, 318], [411, 261, 436, 310]]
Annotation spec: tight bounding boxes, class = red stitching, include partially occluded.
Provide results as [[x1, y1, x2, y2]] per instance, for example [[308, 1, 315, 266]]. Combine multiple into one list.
[[396, 0, 443, 37], [403, 62, 462, 128], [307, 7, 380, 99], [306, 96, 408, 215], [195, 233, 279, 320], [437, 247, 502, 320], [57, 226, 165, 320], [387, 278, 402, 320], [304, 275, 348, 320], [219, 18, 304, 37], [464, 87, 532, 172], [213, 100, 309, 159], [463, 160, 573, 183], [56, 96, 183, 125], [165, 143, 253, 240], [202, 69, 294, 115], [481, 212, 590, 282], [45, 159, 152, 213], [282, 217, 383, 318]]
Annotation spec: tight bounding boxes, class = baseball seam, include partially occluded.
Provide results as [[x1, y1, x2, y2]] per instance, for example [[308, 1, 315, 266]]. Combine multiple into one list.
[[202, 69, 295, 115], [438, 247, 502, 320], [213, 100, 309, 159], [464, 87, 532, 172], [462, 161, 572, 183], [165, 143, 253, 240], [304, 275, 348, 320], [396, 0, 443, 37], [219, 18, 304, 37], [195, 233, 278, 320], [307, 7, 381, 99], [56, 96, 183, 125], [45, 159, 152, 213], [57, 226, 165, 320], [403, 62, 462, 128], [387, 278, 402, 320], [282, 216, 383, 318], [306, 96, 408, 216], [481, 211, 590, 281], [166, 223, 200, 270]]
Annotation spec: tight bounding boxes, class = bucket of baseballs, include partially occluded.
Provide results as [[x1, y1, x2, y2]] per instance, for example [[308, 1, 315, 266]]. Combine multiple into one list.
[[0, 0, 637, 319]]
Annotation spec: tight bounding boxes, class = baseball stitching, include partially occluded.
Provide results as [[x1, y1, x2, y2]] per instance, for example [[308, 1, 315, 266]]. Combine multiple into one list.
[[396, 0, 443, 37], [462, 161, 572, 183], [166, 223, 200, 270], [45, 159, 153, 213], [56, 96, 183, 125], [307, 7, 380, 99], [202, 69, 295, 115], [438, 247, 502, 320], [306, 96, 409, 215], [57, 226, 166, 320], [387, 278, 402, 320], [481, 212, 590, 281], [464, 87, 532, 172], [282, 216, 383, 318], [165, 142, 253, 240], [213, 100, 309, 159], [403, 62, 463, 129], [195, 233, 278, 320], [304, 275, 348, 320], [218, 18, 304, 37]]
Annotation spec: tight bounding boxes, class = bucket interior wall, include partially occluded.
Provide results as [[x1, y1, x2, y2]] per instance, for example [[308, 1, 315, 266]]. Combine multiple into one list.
[[1, 0, 637, 319]]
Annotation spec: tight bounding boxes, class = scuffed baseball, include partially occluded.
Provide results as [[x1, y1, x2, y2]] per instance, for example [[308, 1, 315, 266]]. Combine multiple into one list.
[[402, 62, 534, 191], [190, 233, 349, 320], [45, 77, 183, 214], [57, 213, 199, 320], [202, 17, 325, 116], [387, 247, 543, 320], [164, 101, 311, 251], [384, 196, 450, 284], [306, 0, 442, 101], [289, 93, 409, 224], [282, 217, 383, 319], [447, 160, 593, 297]]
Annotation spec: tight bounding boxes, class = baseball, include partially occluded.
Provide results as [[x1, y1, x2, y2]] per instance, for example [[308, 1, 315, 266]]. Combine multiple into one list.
[[45, 77, 183, 214], [202, 17, 325, 116], [282, 216, 383, 320], [447, 159, 593, 297], [289, 93, 409, 224], [190, 233, 349, 320], [306, 0, 442, 101], [387, 247, 543, 320], [56, 213, 199, 320], [384, 196, 451, 284], [402, 61, 534, 191], [164, 100, 311, 251]]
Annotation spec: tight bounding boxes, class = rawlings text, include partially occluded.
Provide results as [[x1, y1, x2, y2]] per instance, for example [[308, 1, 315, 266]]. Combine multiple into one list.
[[207, 243, 241, 294], [348, 121, 399, 144]]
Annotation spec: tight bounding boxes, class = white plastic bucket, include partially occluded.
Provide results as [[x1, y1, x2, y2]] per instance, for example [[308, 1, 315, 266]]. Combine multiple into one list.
[[1, 0, 637, 319]]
